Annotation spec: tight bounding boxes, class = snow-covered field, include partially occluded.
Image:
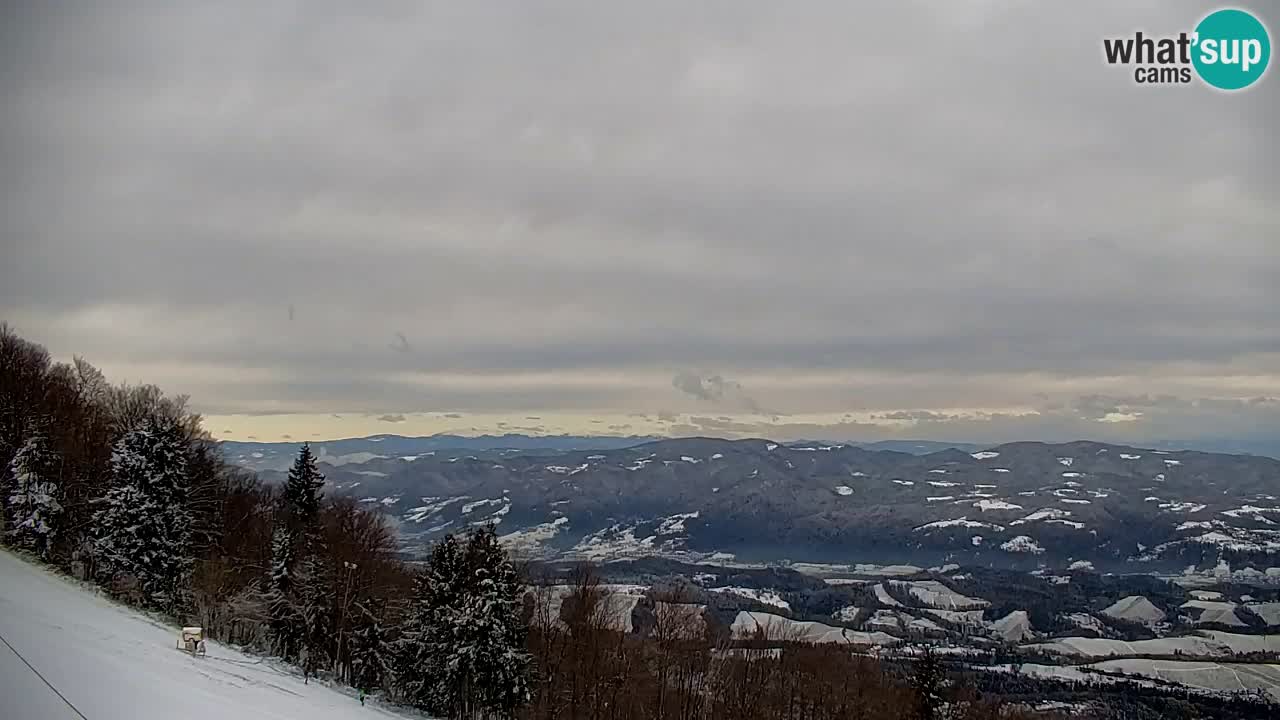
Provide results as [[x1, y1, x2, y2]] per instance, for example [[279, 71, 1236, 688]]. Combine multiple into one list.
[[0, 550, 416, 720]]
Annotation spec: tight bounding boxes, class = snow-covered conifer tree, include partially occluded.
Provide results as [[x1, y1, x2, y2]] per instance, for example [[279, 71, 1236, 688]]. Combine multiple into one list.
[[93, 415, 194, 611], [394, 526, 530, 718], [267, 444, 329, 660], [297, 539, 333, 680], [282, 443, 325, 535], [266, 525, 302, 658], [349, 603, 390, 692], [6, 432, 62, 557]]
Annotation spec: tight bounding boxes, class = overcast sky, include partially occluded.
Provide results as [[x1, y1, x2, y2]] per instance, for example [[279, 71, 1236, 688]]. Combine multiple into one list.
[[2, 1, 1277, 450]]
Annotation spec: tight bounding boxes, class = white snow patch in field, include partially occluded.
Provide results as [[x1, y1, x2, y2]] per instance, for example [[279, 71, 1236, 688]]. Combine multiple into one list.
[[971, 451, 1000, 460], [1062, 472, 1083, 478], [915, 517, 1004, 532], [1164, 459, 1181, 466], [892, 480, 914, 486], [1000, 535, 1045, 554], [1057, 457, 1074, 467], [926, 496, 954, 502], [850, 471, 867, 477], [1160, 502, 1206, 513], [1120, 453, 1141, 460], [928, 480, 959, 487], [710, 453, 724, 460], [656, 511, 699, 534], [928, 469, 948, 474], [1177, 520, 1213, 531], [708, 587, 791, 611], [461, 497, 504, 514], [680, 456, 700, 463], [766, 443, 778, 451], [992, 468, 1011, 473], [973, 499, 1022, 511], [834, 485, 854, 496], [1060, 498, 1092, 505], [500, 517, 569, 552]]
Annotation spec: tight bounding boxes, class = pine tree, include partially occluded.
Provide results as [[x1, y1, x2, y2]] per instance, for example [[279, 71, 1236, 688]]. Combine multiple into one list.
[[266, 526, 302, 658], [394, 526, 530, 719], [93, 416, 194, 611], [267, 444, 328, 660], [349, 603, 390, 692], [283, 443, 325, 534], [297, 539, 334, 681], [6, 432, 62, 558], [911, 647, 946, 720]]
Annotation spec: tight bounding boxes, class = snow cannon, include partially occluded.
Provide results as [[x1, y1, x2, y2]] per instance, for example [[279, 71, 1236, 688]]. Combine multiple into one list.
[[178, 627, 207, 656]]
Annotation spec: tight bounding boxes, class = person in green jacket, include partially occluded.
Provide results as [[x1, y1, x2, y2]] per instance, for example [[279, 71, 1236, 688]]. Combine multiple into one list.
[[358, 688, 366, 706]]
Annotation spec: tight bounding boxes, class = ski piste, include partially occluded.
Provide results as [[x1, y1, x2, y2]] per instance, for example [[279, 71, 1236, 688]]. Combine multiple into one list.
[[0, 549, 414, 720]]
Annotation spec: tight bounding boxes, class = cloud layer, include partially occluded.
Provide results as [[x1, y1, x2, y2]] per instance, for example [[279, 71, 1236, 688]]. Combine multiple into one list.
[[1, 1, 1277, 448]]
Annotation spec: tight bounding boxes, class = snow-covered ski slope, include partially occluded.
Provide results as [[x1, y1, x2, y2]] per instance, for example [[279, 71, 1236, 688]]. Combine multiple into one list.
[[0, 550, 415, 719]]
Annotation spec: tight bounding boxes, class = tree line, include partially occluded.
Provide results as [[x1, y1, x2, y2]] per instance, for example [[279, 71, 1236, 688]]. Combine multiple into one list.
[[3, 325, 1051, 720]]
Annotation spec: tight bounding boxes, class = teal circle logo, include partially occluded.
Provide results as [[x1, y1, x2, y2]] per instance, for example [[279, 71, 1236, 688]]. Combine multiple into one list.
[[1192, 8, 1271, 90]]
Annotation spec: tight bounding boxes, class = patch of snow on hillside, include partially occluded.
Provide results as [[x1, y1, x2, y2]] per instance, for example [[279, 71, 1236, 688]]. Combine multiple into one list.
[[973, 499, 1022, 511], [1160, 502, 1206, 513], [1045, 519, 1086, 529], [928, 469, 948, 474], [500, 517, 569, 553], [1001, 535, 1045, 554], [404, 495, 470, 522], [711, 453, 723, 460], [708, 587, 791, 611], [1177, 520, 1213, 531], [681, 456, 700, 463], [927, 496, 954, 502], [928, 480, 959, 487], [1057, 457, 1074, 467], [1164, 459, 1181, 466], [872, 584, 903, 607], [766, 443, 778, 451], [656, 511, 699, 534], [915, 517, 1005, 532], [1120, 453, 1141, 460], [892, 480, 914, 486], [992, 468, 1010, 473], [1062, 472, 1083, 478], [971, 451, 1000, 460], [462, 497, 504, 514], [851, 471, 867, 477], [1068, 560, 1094, 571], [1060, 498, 1091, 505], [834, 485, 854, 496], [1014, 508, 1072, 525]]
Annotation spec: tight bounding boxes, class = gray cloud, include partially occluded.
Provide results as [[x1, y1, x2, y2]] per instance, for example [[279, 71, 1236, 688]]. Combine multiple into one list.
[[1, 1, 1276, 450]]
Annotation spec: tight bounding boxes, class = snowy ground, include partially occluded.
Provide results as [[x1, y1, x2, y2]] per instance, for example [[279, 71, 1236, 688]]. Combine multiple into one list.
[[0, 550, 418, 720]]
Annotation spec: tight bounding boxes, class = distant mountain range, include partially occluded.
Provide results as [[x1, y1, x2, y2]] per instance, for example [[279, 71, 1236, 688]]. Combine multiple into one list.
[[223, 435, 1280, 573], [219, 434, 993, 473]]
